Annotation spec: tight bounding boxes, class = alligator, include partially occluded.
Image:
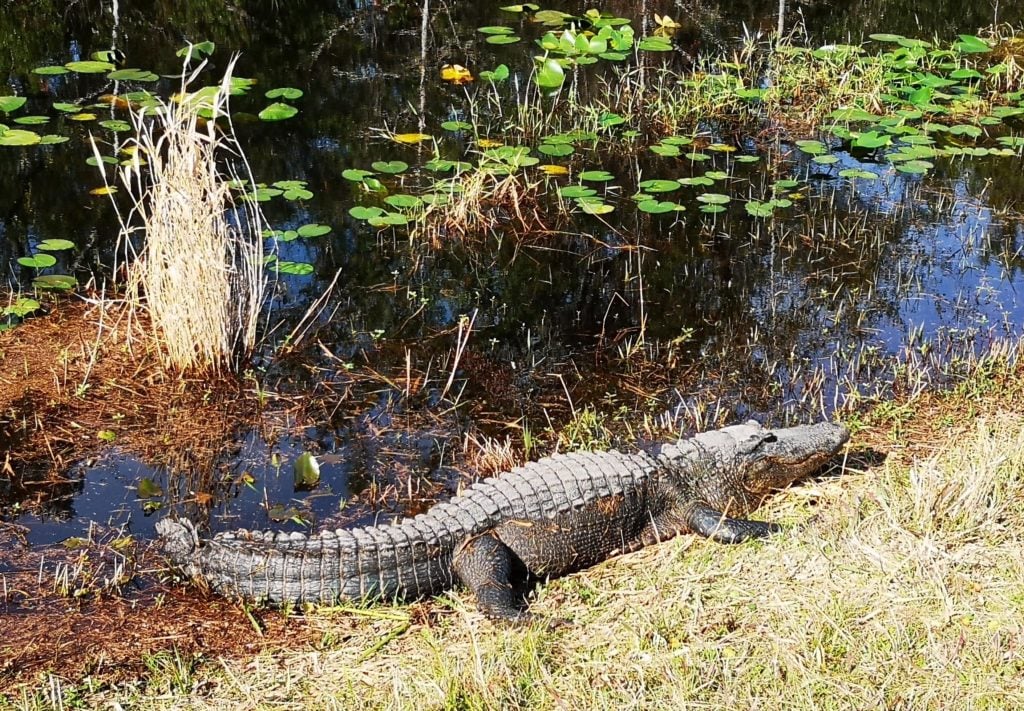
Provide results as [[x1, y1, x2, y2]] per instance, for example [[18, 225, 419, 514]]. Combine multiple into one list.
[[157, 420, 848, 621]]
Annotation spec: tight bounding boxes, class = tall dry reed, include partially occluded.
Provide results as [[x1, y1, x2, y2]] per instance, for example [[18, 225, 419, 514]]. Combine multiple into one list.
[[99, 55, 267, 373]]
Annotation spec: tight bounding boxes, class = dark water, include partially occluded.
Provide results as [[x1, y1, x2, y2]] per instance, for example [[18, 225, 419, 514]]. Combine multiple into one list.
[[2, 0, 1023, 544]]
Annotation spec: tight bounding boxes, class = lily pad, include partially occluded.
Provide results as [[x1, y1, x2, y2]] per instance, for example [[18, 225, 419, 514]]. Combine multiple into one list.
[[108, 69, 159, 82], [32, 274, 76, 291], [558, 185, 597, 199], [342, 168, 374, 181], [259, 103, 298, 121], [18, 253, 57, 268], [637, 179, 680, 193], [266, 87, 304, 100], [350, 205, 385, 220], [37, 239, 76, 251], [637, 200, 681, 214], [293, 452, 321, 488], [138, 477, 163, 498], [371, 160, 409, 174], [297, 223, 332, 237], [385, 194, 424, 209], [0, 96, 27, 114], [579, 201, 614, 215], [650, 144, 681, 157], [275, 260, 315, 275], [0, 130, 41, 146], [579, 170, 614, 182], [538, 143, 574, 157], [99, 120, 132, 132], [536, 58, 565, 90], [65, 60, 115, 74]]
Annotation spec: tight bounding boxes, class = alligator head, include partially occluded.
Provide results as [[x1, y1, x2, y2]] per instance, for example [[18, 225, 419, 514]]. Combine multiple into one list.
[[656, 420, 849, 517], [733, 421, 850, 497]]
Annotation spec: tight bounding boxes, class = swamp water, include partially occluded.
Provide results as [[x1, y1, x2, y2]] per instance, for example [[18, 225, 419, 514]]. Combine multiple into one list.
[[2, 0, 1023, 547]]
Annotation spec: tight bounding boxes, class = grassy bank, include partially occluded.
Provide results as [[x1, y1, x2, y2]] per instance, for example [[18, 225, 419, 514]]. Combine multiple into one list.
[[8, 349, 1024, 709]]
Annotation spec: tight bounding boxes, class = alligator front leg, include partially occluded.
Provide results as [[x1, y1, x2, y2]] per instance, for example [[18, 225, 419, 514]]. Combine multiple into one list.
[[681, 501, 782, 544], [452, 532, 532, 623]]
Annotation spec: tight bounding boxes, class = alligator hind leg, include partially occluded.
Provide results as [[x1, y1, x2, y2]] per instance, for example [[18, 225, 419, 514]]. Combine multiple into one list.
[[452, 533, 531, 623], [681, 502, 782, 544]]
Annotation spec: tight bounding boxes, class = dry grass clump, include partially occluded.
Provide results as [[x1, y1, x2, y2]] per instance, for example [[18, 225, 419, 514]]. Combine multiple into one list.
[[107, 58, 266, 373], [18, 411, 1020, 709], [414, 169, 549, 246]]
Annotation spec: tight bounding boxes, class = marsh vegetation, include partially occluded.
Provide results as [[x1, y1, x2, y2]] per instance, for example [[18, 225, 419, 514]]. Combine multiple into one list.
[[2, 0, 1024, 704]]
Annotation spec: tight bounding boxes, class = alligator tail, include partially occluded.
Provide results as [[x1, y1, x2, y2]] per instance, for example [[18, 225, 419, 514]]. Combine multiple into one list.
[[155, 518, 202, 577]]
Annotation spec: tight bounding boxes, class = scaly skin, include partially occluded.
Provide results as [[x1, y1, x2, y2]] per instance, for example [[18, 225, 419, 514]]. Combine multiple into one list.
[[157, 420, 848, 620]]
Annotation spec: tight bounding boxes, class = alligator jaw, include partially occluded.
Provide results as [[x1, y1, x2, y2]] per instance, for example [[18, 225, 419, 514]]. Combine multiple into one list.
[[740, 421, 849, 496]]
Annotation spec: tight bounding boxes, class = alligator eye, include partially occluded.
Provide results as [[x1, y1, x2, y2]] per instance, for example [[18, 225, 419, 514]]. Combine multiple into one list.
[[762, 433, 778, 443]]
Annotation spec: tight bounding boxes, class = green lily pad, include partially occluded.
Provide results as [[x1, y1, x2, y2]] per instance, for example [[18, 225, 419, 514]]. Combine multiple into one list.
[[536, 58, 565, 90], [486, 35, 521, 45], [538, 143, 574, 157], [638, 36, 673, 51], [32, 274, 76, 291], [18, 253, 57, 268], [696, 193, 731, 205], [33, 66, 69, 76], [53, 103, 83, 113], [385, 194, 424, 209], [838, 168, 879, 180], [0, 96, 27, 114], [13, 116, 48, 125], [745, 201, 776, 218], [37, 239, 76, 251], [579, 170, 614, 182], [953, 34, 990, 53], [293, 452, 321, 488], [342, 168, 374, 181], [108, 69, 159, 82], [637, 200, 681, 214], [637, 179, 680, 193], [65, 60, 115, 74], [350, 205, 385, 220], [259, 103, 298, 121], [275, 260, 315, 275], [0, 130, 41, 146], [558, 185, 597, 199], [99, 120, 132, 132], [138, 477, 163, 498], [266, 87, 304, 100], [441, 120, 473, 131], [795, 140, 828, 155], [176, 41, 216, 59], [650, 144, 681, 157], [677, 176, 714, 187], [297, 223, 332, 237], [371, 160, 409, 174]]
